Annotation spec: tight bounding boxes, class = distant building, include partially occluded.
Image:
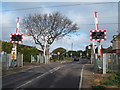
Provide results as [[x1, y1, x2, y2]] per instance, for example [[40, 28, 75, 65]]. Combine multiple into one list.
[[105, 46, 113, 53], [111, 33, 120, 53]]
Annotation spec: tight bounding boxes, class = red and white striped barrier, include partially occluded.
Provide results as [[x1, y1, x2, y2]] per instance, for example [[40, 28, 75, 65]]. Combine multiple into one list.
[[99, 44, 102, 55], [10, 17, 24, 43], [16, 17, 20, 33], [94, 12, 99, 30], [90, 12, 107, 57]]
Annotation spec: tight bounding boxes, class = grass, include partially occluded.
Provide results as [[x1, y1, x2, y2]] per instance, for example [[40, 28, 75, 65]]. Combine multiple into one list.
[[92, 85, 106, 90], [100, 73, 120, 87]]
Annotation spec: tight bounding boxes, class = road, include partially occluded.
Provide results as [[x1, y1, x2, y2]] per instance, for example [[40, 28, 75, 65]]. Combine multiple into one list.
[[2, 59, 88, 89]]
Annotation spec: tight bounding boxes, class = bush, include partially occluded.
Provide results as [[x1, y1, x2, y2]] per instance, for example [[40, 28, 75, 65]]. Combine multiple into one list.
[[18, 45, 39, 62], [100, 73, 120, 86], [92, 85, 106, 90], [2, 41, 39, 62]]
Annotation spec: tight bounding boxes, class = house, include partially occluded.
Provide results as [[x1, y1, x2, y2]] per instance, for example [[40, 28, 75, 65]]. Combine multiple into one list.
[[105, 46, 113, 53], [111, 33, 120, 53]]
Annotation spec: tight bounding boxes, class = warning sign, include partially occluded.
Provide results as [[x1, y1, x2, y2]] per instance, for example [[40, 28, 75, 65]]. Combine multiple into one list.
[[108, 59, 111, 62], [90, 30, 107, 41], [11, 51, 16, 59]]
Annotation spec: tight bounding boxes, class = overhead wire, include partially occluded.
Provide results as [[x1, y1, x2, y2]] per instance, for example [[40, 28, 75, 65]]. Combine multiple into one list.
[[3, 23, 119, 28], [2, 2, 117, 12]]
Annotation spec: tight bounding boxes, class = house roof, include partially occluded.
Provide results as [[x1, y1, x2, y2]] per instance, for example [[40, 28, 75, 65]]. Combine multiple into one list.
[[111, 33, 120, 43], [115, 33, 120, 39], [105, 46, 113, 53]]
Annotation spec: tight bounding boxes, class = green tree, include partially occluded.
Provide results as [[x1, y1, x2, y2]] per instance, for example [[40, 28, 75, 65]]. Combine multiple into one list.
[[52, 47, 66, 54], [1, 41, 39, 62], [2, 41, 13, 54], [52, 47, 66, 61], [18, 45, 39, 62], [67, 50, 78, 57]]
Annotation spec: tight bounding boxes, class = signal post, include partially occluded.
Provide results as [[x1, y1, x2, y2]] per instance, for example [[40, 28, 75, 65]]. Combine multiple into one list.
[[10, 17, 24, 67], [90, 12, 107, 73]]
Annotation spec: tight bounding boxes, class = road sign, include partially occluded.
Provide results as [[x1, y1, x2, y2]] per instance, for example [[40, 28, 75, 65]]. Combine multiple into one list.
[[108, 59, 111, 62], [90, 30, 107, 41], [11, 51, 16, 59], [10, 33, 24, 43]]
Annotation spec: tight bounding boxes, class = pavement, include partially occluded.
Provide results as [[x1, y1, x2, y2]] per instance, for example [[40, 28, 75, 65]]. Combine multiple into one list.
[[82, 64, 120, 90], [82, 64, 95, 89]]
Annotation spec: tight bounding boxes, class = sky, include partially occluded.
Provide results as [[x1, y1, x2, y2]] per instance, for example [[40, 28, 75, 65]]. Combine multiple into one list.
[[1, 1, 119, 52]]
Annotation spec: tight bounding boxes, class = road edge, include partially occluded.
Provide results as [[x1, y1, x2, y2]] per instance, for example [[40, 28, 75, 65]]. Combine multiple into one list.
[[79, 65, 85, 90]]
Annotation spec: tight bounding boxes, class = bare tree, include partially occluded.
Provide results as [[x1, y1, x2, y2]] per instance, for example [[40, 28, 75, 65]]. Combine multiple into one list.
[[21, 12, 79, 50]]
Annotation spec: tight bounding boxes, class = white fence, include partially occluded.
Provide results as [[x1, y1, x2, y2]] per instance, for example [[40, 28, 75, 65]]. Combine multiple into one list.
[[1, 52, 23, 70], [1, 52, 51, 70], [31, 54, 44, 63], [104, 53, 120, 72], [92, 53, 120, 73], [31, 54, 50, 64]]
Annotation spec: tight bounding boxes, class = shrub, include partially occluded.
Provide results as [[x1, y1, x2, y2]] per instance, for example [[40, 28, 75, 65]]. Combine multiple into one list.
[[100, 73, 120, 86]]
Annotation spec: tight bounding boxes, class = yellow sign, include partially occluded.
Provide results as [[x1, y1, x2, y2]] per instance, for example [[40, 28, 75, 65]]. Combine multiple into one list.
[[108, 59, 111, 62], [11, 51, 16, 59]]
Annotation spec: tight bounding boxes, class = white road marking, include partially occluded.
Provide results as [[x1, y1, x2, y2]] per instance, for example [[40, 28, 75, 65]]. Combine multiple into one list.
[[79, 65, 85, 90], [49, 66, 64, 73], [16, 65, 64, 89]]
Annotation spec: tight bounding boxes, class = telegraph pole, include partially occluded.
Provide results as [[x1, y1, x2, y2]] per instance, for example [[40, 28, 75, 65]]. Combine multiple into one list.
[[71, 43, 73, 51]]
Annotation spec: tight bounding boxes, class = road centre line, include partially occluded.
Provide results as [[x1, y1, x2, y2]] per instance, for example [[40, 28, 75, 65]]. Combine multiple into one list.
[[16, 65, 65, 89], [49, 65, 64, 73], [79, 65, 85, 90]]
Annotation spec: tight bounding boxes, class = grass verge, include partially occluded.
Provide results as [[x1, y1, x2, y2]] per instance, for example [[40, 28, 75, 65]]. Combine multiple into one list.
[[100, 73, 120, 87]]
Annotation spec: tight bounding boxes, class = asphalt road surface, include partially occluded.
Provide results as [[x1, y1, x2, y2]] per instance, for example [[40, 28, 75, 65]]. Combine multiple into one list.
[[2, 59, 88, 89]]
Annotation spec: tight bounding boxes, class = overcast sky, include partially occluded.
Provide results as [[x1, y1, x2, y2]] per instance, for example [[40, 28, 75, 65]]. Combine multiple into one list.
[[1, 1, 119, 52]]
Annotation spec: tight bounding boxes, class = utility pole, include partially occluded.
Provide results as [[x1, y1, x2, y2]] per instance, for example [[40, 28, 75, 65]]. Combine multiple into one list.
[[71, 42, 73, 51]]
